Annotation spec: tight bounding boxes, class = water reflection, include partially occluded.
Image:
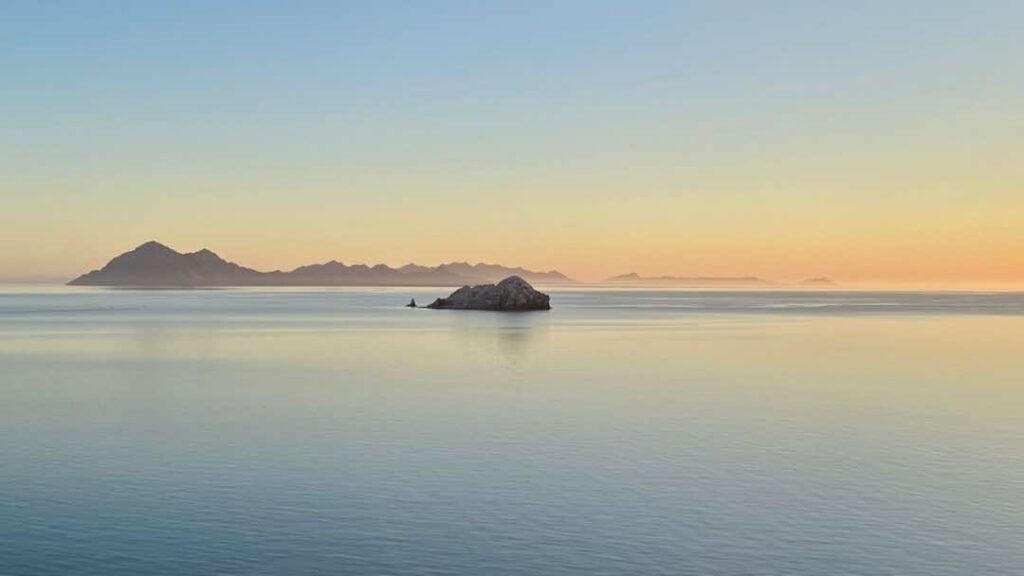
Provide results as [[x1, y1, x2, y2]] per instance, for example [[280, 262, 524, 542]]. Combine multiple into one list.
[[1, 287, 1023, 575]]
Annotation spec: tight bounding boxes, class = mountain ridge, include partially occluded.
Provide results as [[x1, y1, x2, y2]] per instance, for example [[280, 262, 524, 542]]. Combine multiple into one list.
[[69, 242, 575, 287]]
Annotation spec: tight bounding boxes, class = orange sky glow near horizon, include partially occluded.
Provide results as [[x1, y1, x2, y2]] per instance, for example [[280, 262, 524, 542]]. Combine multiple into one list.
[[2, 2, 1022, 288]]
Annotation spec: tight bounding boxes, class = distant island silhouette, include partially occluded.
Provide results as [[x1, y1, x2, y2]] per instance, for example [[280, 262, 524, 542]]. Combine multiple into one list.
[[605, 272, 768, 286], [604, 273, 835, 287], [68, 241, 575, 287], [800, 276, 836, 286]]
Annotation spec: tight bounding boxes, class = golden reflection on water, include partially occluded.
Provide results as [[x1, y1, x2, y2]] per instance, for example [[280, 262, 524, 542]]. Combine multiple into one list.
[[2, 289, 1023, 575]]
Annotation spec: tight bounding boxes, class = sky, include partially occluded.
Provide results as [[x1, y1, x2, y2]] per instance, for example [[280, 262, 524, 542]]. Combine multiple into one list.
[[2, 1, 1022, 285]]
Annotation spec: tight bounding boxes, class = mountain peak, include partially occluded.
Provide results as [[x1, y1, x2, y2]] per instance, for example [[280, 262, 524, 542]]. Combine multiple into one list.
[[69, 242, 576, 287], [134, 240, 178, 254], [188, 248, 228, 265], [68, 241, 257, 286]]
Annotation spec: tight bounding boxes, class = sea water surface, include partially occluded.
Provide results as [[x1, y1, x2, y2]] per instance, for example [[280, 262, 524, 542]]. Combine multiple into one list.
[[1, 286, 1022, 575]]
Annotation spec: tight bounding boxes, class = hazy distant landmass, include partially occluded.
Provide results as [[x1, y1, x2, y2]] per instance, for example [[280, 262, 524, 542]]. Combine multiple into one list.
[[605, 272, 769, 286], [604, 273, 837, 287], [69, 241, 575, 287]]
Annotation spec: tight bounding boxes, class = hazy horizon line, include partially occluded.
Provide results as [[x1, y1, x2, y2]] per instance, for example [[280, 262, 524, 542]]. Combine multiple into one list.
[[3, 240, 1022, 290]]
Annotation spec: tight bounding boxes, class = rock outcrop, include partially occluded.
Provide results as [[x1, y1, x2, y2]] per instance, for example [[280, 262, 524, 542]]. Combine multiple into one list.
[[426, 276, 551, 311]]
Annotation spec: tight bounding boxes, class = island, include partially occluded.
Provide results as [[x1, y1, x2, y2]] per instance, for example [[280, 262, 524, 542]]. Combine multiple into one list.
[[68, 241, 574, 287], [603, 272, 837, 288], [604, 272, 768, 286], [425, 276, 551, 311]]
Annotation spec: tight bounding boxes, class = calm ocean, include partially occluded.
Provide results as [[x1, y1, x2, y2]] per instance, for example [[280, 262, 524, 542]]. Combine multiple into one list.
[[2, 287, 1022, 575]]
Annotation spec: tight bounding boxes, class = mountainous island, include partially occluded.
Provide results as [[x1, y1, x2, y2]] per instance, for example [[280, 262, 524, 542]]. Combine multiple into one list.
[[68, 241, 574, 287]]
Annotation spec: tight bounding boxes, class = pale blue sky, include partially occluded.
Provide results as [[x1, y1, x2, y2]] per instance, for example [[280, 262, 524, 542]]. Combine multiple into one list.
[[2, 1, 1022, 283]]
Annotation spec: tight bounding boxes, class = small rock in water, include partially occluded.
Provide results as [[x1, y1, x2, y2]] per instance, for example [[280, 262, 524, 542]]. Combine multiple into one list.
[[406, 298, 417, 308], [425, 276, 550, 311]]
